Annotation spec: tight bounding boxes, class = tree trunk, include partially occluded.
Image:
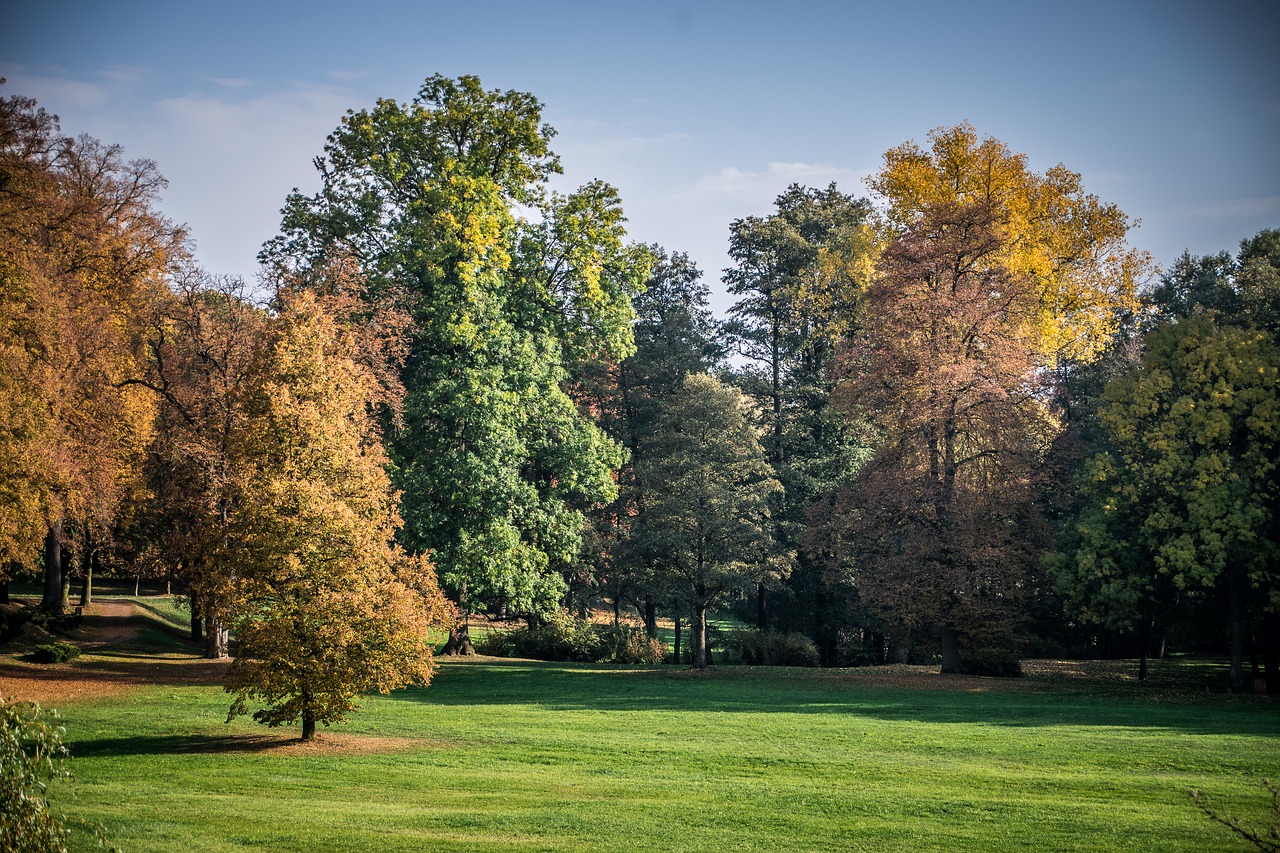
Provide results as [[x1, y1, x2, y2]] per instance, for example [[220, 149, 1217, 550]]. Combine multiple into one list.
[[673, 616, 682, 665], [442, 624, 474, 656], [190, 602, 203, 643], [79, 537, 93, 608], [756, 582, 767, 632], [612, 597, 620, 626], [1227, 567, 1245, 693], [301, 690, 316, 741], [693, 604, 709, 669], [939, 624, 959, 674], [205, 618, 229, 659], [644, 599, 657, 638], [0, 579, 8, 605], [892, 630, 910, 665], [1138, 608, 1150, 682], [41, 520, 64, 613]]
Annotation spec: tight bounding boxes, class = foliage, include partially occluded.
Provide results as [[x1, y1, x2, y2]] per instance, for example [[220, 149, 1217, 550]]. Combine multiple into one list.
[[476, 612, 667, 664], [31, 642, 80, 664], [1189, 778, 1280, 852], [0, 695, 71, 852], [224, 288, 452, 740], [724, 630, 821, 667], [635, 373, 786, 667], [829, 202, 1053, 672], [0, 86, 185, 608], [867, 121, 1149, 364], [1054, 313, 1280, 690], [0, 607, 31, 643], [262, 74, 648, 624]]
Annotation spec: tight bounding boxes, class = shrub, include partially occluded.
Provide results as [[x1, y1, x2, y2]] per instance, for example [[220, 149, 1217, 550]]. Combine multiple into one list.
[[30, 609, 82, 635], [33, 642, 81, 664], [725, 630, 820, 667], [0, 695, 72, 851], [957, 649, 1023, 678], [477, 613, 667, 664], [0, 608, 32, 643]]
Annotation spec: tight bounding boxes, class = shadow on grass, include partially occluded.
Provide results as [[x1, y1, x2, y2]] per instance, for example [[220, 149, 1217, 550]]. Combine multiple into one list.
[[71, 733, 297, 757], [392, 658, 1277, 737]]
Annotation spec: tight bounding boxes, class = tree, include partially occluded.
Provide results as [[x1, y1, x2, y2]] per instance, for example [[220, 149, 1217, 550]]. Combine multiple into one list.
[[829, 202, 1056, 673], [0, 86, 184, 611], [635, 374, 785, 668], [261, 75, 647, 635], [867, 122, 1149, 365], [1057, 314, 1280, 691], [1, 695, 72, 852], [225, 288, 451, 741], [724, 184, 875, 643]]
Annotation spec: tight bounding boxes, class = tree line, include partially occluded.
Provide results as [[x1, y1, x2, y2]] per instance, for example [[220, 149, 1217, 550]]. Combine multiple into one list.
[[2, 74, 1277, 739]]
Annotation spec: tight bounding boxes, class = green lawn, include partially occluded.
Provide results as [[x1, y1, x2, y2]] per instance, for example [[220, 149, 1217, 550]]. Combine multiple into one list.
[[4, 606, 1277, 851]]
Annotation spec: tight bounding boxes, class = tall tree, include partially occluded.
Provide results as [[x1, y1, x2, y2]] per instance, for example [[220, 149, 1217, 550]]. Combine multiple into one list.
[[261, 75, 648, 636], [635, 374, 785, 668], [0, 87, 184, 609], [225, 288, 451, 741], [830, 202, 1056, 673], [867, 122, 1149, 364], [724, 183, 875, 640], [1055, 314, 1280, 692]]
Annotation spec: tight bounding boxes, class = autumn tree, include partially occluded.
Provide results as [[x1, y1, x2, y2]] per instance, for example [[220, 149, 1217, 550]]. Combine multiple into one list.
[[867, 122, 1149, 365], [635, 373, 785, 668], [830, 203, 1056, 673], [0, 87, 184, 610], [225, 288, 450, 741], [261, 75, 647, 638]]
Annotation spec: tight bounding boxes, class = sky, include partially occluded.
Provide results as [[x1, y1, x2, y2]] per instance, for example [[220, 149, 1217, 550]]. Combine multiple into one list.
[[3, 0, 1278, 316]]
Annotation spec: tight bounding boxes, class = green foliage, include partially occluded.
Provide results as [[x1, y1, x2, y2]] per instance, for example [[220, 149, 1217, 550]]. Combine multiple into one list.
[[31, 642, 80, 664], [477, 612, 667, 664], [724, 630, 821, 667], [262, 75, 647, 622], [0, 606, 31, 642], [0, 695, 71, 852]]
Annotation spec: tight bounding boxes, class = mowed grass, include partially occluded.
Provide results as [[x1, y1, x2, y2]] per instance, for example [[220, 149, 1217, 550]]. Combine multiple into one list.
[[3, 608, 1276, 851]]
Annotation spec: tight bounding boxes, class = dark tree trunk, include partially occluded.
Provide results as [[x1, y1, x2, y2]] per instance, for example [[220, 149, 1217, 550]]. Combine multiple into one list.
[[41, 520, 64, 613], [693, 604, 709, 669], [301, 690, 316, 741], [644, 599, 657, 638], [673, 616, 682, 665], [1263, 612, 1280, 695], [1138, 608, 1150, 682], [1227, 567, 1245, 693], [871, 632, 886, 666], [0, 579, 8, 605], [612, 598, 620, 626], [442, 624, 474, 656], [756, 582, 767, 632], [190, 602, 203, 643], [939, 624, 959, 674]]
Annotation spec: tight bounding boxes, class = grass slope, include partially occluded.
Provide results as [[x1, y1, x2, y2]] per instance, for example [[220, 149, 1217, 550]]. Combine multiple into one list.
[[2, 602, 1276, 852]]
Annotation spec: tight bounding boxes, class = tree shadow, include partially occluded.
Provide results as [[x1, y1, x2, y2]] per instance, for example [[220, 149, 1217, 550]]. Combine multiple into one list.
[[71, 732, 298, 757], [393, 658, 1278, 737]]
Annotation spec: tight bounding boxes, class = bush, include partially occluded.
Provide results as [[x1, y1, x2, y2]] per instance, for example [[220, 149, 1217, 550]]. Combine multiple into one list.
[[725, 630, 820, 667], [0, 608, 32, 643], [30, 608, 82, 635], [476, 613, 667, 664], [33, 642, 81, 664], [957, 650, 1022, 678], [1, 695, 72, 851]]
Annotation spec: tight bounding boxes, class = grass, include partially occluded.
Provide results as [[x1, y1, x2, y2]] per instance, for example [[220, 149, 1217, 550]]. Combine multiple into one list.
[[3, 603, 1277, 852]]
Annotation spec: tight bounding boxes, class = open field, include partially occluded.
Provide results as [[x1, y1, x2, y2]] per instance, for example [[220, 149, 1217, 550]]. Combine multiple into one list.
[[1, 599, 1277, 851]]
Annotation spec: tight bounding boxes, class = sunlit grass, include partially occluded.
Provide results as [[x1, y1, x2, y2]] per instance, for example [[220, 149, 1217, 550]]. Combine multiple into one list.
[[20, 640, 1273, 852]]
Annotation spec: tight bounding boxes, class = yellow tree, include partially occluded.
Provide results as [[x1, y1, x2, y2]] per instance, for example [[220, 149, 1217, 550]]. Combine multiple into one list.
[[225, 287, 451, 741], [867, 122, 1149, 364], [0, 88, 184, 608]]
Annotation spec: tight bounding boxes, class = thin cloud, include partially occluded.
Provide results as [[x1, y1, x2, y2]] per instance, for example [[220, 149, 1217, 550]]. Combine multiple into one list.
[[209, 77, 255, 89], [0, 65, 112, 109], [1191, 196, 1280, 219], [688, 161, 864, 197]]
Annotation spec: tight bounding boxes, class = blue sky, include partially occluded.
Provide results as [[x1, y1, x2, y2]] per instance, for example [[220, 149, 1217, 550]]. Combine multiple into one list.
[[4, 0, 1278, 315]]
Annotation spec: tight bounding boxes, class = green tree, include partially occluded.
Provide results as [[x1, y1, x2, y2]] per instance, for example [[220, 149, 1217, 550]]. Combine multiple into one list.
[[225, 288, 450, 741], [635, 373, 785, 668], [724, 183, 874, 643], [261, 75, 647, 637], [1057, 314, 1280, 691], [0, 695, 72, 852]]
